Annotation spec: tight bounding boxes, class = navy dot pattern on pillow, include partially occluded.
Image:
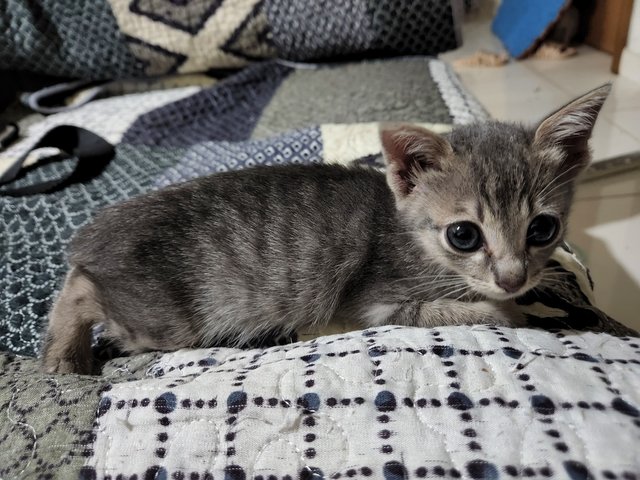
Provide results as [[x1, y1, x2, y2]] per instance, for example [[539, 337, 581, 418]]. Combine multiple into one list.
[[75, 326, 640, 479]]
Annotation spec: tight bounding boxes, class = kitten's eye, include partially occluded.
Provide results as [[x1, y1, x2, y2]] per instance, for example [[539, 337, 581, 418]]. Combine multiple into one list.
[[527, 215, 558, 246], [446, 222, 483, 252]]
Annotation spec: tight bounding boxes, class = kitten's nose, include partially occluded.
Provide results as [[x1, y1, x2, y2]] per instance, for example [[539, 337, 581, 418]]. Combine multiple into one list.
[[496, 275, 526, 294]]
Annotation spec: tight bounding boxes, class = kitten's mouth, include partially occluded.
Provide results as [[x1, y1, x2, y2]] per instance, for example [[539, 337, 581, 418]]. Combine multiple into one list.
[[465, 277, 533, 301], [486, 289, 526, 301]]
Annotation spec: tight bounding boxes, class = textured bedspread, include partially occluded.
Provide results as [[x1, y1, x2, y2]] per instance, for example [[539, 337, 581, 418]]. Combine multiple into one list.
[[1, 326, 639, 478]]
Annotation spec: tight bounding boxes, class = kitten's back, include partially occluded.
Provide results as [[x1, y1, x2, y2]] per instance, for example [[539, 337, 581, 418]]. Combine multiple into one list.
[[70, 164, 399, 348]]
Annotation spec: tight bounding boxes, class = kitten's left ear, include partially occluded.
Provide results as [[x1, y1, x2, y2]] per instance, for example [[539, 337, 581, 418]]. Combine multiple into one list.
[[533, 83, 611, 175]]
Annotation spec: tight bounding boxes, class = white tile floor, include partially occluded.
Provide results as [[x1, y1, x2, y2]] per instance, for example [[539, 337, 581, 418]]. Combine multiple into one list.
[[440, 19, 640, 331]]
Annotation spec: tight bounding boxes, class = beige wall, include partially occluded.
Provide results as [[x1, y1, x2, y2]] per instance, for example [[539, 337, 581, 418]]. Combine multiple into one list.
[[620, 0, 640, 81]]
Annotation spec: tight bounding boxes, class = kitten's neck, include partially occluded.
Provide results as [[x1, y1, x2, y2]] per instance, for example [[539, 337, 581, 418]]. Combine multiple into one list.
[[368, 208, 479, 303]]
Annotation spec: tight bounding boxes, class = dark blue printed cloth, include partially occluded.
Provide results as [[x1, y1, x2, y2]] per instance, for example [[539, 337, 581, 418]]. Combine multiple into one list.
[[0, 0, 461, 79]]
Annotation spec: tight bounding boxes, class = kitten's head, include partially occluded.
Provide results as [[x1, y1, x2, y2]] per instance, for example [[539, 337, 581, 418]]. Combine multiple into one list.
[[380, 84, 610, 300]]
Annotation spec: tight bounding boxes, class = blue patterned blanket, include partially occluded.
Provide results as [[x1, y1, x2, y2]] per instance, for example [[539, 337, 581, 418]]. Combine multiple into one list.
[[0, 0, 461, 79]]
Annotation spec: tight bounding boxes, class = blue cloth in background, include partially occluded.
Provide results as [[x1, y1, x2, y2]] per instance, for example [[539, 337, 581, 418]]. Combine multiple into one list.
[[492, 0, 569, 58]]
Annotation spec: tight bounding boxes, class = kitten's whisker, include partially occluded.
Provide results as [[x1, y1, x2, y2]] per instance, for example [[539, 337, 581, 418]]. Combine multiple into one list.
[[385, 231, 423, 237], [539, 270, 573, 279], [391, 274, 461, 282], [538, 163, 582, 197], [409, 284, 466, 293], [542, 264, 572, 270], [540, 271, 572, 277], [538, 178, 577, 204], [538, 176, 575, 205], [439, 284, 472, 299], [537, 164, 584, 203], [539, 274, 572, 282], [390, 275, 461, 286], [398, 280, 467, 298], [408, 275, 464, 283], [539, 278, 571, 285], [538, 276, 573, 286], [399, 271, 463, 284], [453, 289, 472, 302], [403, 282, 467, 295], [540, 267, 572, 273], [393, 282, 466, 311]]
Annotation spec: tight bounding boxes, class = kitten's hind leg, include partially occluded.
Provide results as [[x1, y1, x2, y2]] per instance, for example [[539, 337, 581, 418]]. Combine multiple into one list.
[[41, 267, 105, 375], [368, 299, 526, 329]]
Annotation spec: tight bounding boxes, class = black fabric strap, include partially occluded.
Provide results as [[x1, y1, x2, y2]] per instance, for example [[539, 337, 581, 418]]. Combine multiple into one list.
[[0, 125, 115, 197]]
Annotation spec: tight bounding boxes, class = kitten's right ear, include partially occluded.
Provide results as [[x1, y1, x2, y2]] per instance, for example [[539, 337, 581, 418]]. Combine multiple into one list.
[[533, 84, 611, 176], [380, 124, 453, 200]]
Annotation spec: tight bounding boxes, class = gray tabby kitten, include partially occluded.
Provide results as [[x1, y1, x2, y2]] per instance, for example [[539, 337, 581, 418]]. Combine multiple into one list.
[[42, 85, 610, 374]]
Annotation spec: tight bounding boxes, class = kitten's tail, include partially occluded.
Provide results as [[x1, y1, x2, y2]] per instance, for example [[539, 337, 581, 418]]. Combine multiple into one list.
[[41, 267, 104, 375]]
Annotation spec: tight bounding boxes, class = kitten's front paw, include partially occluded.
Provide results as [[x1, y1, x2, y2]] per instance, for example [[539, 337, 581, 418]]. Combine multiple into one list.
[[474, 300, 527, 327]]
